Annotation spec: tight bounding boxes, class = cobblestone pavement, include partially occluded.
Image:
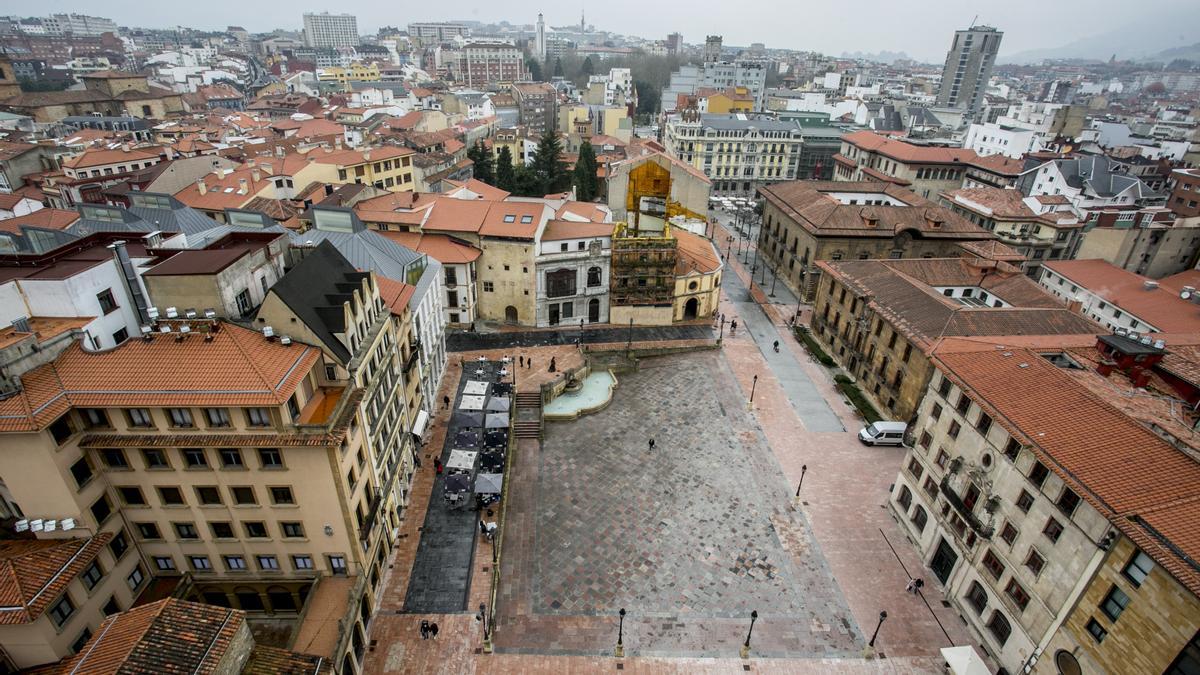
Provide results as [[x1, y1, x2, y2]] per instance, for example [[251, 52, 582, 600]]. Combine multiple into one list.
[[493, 352, 863, 658]]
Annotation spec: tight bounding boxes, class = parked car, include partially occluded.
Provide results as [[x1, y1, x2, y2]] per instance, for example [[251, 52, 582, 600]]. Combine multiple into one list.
[[858, 421, 907, 446]]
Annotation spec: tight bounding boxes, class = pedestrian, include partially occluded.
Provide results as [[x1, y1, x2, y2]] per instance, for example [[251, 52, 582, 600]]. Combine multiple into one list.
[[730, 319, 738, 334], [434, 458, 443, 475], [420, 620, 430, 640], [527, 358, 532, 369], [773, 340, 780, 352], [915, 578, 924, 592], [443, 394, 450, 410], [648, 438, 655, 452], [429, 622, 439, 639], [549, 356, 557, 372], [519, 355, 524, 367]]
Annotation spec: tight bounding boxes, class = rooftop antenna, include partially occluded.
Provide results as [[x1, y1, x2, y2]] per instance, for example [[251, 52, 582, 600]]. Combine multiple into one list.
[[969, 14, 978, 28]]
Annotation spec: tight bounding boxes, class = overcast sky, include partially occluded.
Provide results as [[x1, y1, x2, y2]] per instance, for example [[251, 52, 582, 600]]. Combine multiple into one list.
[[29, 0, 1200, 62]]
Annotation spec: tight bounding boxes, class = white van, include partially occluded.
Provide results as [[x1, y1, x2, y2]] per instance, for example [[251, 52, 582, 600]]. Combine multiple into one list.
[[859, 421, 907, 446]]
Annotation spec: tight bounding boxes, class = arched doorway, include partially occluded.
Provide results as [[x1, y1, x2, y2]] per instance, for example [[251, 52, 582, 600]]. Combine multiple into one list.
[[588, 298, 600, 323], [504, 305, 518, 324], [683, 297, 699, 320]]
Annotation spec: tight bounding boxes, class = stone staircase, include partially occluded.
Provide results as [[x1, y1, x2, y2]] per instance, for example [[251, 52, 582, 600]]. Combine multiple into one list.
[[514, 392, 543, 439]]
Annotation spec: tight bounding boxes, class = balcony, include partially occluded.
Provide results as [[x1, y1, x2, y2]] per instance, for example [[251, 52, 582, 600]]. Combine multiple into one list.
[[402, 349, 420, 375], [939, 476, 994, 539], [359, 488, 384, 541]]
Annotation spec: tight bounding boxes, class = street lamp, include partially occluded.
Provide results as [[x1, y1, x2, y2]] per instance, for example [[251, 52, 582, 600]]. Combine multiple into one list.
[[726, 235, 734, 261], [739, 610, 758, 659], [749, 374, 758, 403], [615, 607, 626, 658], [719, 316, 726, 342], [476, 602, 492, 653], [868, 610, 888, 648], [795, 464, 807, 498]]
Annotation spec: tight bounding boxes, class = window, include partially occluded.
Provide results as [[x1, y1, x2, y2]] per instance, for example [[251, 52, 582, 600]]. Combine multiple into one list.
[[79, 408, 110, 429], [209, 521, 235, 539], [955, 393, 971, 415], [205, 408, 231, 427], [1043, 517, 1064, 543], [70, 457, 94, 488], [1003, 438, 1020, 461], [189, 555, 212, 571], [982, 549, 1005, 580], [136, 522, 161, 540], [90, 494, 114, 524], [126, 565, 145, 591], [292, 555, 314, 570], [257, 555, 280, 571], [153, 556, 175, 571], [109, 531, 128, 560], [126, 408, 153, 427], [224, 555, 247, 571], [483, 281, 494, 293], [1016, 489, 1034, 513], [270, 487, 295, 505], [71, 628, 93, 654], [987, 611, 1012, 646], [282, 521, 305, 538], [1057, 487, 1080, 516], [1123, 550, 1154, 587], [965, 581, 988, 614], [937, 376, 952, 398], [245, 407, 272, 427], [911, 506, 928, 532], [948, 421, 961, 439], [931, 403, 942, 421], [907, 458, 924, 479], [96, 289, 118, 314], [1029, 461, 1049, 488], [244, 521, 268, 538], [118, 486, 146, 506], [1025, 549, 1045, 577], [231, 487, 257, 505], [168, 408, 194, 428], [1086, 618, 1107, 643], [81, 561, 103, 590], [1005, 579, 1030, 611], [918, 431, 932, 450], [102, 597, 121, 616], [922, 477, 938, 498], [173, 522, 198, 540], [182, 449, 208, 468], [100, 448, 129, 469], [1101, 585, 1130, 622], [258, 448, 283, 469], [1000, 523, 1018, 545], [328, 554, 348, 575], [142, 449, 169, 469], [935, 449, 949, 468], [976, 412, 992, 435], [49, 595, 75, 627], [195, 486, 222, 505], [219, 448, 244, 468], [587, 267, 602, 287]]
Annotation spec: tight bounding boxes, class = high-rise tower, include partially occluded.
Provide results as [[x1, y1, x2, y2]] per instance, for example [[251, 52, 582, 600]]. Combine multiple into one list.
[[935, 25, 1002, 122]]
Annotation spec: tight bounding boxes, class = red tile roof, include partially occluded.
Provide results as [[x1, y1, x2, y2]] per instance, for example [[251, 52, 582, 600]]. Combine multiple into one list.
[[540, 220, 613, 242], [62, 147, 162, 170], [0, 322, 320, 432], [1043, 259, 1200, 333], [673, 228, 722, 275], [0, 534, 112, 625], [376, 277, 416, 317], [0, 208, 77, 233]]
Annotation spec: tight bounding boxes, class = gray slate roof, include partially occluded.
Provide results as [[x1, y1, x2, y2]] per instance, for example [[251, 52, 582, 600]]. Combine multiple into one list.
[[264, 240, 367, 363]]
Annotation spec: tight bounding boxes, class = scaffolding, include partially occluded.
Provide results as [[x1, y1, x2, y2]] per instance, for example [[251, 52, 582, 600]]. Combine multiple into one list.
[[610, 222, 677, 306]]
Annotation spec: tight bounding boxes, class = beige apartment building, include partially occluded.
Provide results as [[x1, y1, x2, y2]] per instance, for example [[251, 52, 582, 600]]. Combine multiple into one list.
[[0, 304, 399, 672]]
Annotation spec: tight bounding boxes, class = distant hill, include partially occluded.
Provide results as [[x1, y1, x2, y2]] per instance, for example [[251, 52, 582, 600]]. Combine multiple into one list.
[[1140, 42, 1200, 63], [1000, 9, 1200, 64]]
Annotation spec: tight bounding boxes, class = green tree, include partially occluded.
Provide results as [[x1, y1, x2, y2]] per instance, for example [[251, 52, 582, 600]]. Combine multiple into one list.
[[468, 141, 495, 185], [526, 57, 543, 82], [513, 165, 541, 196], [496, 146, 516, 192], [573, 140, 599, 202], [553, 57, 564, 78], [530, 130, 569, 196], [581, 56, 595, 77]]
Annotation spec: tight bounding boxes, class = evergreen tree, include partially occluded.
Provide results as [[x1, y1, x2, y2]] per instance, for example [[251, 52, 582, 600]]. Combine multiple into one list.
[[530, 130, 568, 196], [513, 165, 541, 197], [573, 140, 599, 202], [526, 57, 543, 82], [553, 57, 564, 78], [469, 141, 495, 185], [581, 56, 595, 77], [496, 146, 515, 192]]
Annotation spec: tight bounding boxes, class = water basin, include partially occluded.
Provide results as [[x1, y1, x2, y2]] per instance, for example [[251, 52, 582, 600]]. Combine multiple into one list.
[[544, 370, 618, 420]]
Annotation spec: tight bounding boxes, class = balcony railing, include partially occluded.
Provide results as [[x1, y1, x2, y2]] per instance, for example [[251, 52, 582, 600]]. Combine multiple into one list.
[[939, 476, 994, 539]]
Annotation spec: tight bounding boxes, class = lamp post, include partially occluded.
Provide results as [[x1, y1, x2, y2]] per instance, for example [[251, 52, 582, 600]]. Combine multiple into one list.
[[795, 464, 807, 498], [868, 610, 888, 648], [770, 265, 778, 297], [720, 316, 726, 343], [739, 610, 758, 659], [476, 602, 492, 653], [749, 374, 758, 403], [615, 607, 626, 658], [626, 317, 633, 351], [726, 235, 734, 261]]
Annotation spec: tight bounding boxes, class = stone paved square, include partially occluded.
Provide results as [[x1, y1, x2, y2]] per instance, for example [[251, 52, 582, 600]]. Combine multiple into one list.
[[494, 352, 864, 658]]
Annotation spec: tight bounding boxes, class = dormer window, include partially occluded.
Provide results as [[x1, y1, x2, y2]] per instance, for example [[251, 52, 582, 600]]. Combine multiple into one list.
[[521, 215, 533, 224], [503, 215, 516, 223]]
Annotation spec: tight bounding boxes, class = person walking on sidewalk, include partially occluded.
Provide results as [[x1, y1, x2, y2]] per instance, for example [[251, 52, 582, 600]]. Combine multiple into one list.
[[429, 623, 439, 639], [730, 319, 738, 335], [519, 355, 524, 367], [773, 340, 780, 353], [648, 438, 655, 452], [443, 394, 450, 410], [434, 458, 443, 475], [420, 620, 431, 639]]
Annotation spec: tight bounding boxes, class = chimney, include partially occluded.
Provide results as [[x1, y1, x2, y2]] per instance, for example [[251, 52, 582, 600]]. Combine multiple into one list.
[[251, 169, 261, 183], [197, 178, 207, 195], [334, 137, 343, 149], [363, 149, 371, 162], [238, 178, 248, 194]]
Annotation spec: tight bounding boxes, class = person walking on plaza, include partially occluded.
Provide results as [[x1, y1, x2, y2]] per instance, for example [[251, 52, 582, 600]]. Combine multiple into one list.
[[434, 458, 443, 475], [730, 319, 738, 335], [443, 394, 450, 410], [519, 355, 524, 367], [420, 620, 431, 639], [528, 358, 533, 369], [549, 356, 557, 372], [906, 578, 924, 594], [429, 622, 439, 639], [648, 438, 655, 452], [773, 340, 780, 353]]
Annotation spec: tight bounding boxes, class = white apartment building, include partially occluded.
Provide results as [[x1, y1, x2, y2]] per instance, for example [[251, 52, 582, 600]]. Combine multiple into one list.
[[664, 112, 802, 196], [42, 13, 118, 36], [660, 61, 768, 114], [303, 12, 359, 50], [535, 221, 613, 327], [406, 22, 470, 45], [963, 123, 1043, 159]]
